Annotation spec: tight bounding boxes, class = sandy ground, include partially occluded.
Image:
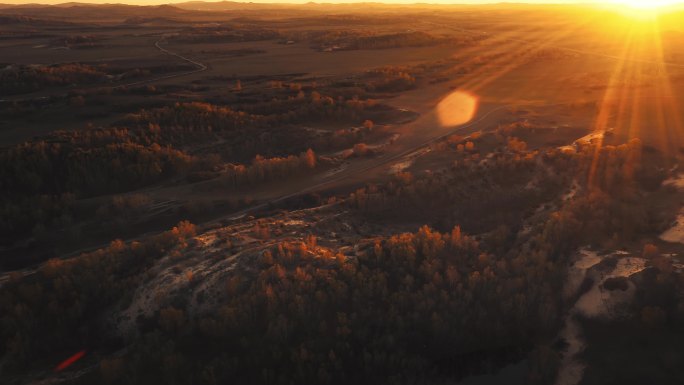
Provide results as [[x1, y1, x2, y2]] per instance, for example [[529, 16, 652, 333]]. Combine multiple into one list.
[[114, 203, 367, 338], [660, 208, 684, 244], [660, 174, 684, 244], [555, 248, 647, 385]]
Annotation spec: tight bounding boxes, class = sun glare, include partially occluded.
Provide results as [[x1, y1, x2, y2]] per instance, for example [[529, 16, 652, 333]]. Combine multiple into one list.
[[610, 0, 682, 9]]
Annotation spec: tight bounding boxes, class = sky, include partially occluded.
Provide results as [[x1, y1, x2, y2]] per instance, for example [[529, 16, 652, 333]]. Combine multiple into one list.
[[1, 0, 681, 9], [0, 0, 611, 5]]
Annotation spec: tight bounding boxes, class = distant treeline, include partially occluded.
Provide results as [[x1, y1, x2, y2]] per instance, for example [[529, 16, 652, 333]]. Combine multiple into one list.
[[0, 63, 194, 95], [0, 64, 108, 95], [170, 26, 280, 43], [295, 30, 484, 51]]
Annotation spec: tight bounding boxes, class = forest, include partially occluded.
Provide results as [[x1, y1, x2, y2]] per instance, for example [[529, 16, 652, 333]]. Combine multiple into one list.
[[1, 136, 677, 385], [0, 68, 416, 267], [0, 135, 318, 255]]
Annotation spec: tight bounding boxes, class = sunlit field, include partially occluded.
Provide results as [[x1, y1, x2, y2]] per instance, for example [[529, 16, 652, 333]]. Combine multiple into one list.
[[1, 2, 684, 385]]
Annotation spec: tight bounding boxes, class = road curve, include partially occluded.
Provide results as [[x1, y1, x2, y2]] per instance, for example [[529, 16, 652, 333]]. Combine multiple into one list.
[[114, 38, 208, 89]]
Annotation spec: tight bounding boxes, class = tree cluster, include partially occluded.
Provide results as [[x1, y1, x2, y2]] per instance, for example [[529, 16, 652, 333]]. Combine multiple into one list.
[[0, 130, 193, 245], [49, 34, 108, 49], [79, 224, 563, 385], [0, 64, 108, 95], [127, 97, 379, 161], [218, 149, 318, 188], [364, 67, 416, 92], [170, 26, 280, 44], [0, 221, 197, 371], [349, 148, 553, 232]]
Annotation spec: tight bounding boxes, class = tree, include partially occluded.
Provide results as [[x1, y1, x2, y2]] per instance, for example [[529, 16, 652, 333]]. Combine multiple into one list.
[[353, 143, 369, 156], [173, 221, 197, 239], [303, 148, 316, 169], [642, 243, 659, 259], [507, 137, 527, 152], [465, 141, 475, 151]]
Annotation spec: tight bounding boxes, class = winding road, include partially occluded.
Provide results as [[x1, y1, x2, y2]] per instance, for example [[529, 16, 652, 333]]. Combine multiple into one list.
[[113, 37, 207, 89]]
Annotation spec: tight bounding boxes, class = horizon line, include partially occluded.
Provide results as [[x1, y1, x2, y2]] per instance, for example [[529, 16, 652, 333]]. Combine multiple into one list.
[[0, 0, 640, 7]]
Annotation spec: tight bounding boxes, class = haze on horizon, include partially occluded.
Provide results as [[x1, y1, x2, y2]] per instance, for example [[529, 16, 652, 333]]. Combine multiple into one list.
[[0, 0, 649, 7]]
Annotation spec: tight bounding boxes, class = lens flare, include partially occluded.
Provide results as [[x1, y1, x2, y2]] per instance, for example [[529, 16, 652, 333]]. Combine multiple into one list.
[[54, 350, 87, 372], [436, 91, 478, 127]]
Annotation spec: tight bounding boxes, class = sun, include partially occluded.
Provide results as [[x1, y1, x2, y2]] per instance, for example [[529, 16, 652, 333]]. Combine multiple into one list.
[[610, 0, 681, 9]]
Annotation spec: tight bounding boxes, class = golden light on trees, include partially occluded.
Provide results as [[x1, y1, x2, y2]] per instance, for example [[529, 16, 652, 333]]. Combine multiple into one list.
[[585, 15, 684, 187], [424, 3, 681, 189]]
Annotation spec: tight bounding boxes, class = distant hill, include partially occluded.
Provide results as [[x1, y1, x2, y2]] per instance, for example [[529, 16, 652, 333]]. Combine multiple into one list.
[[1, 1, 682, 24], [0, 14, 75, 25], [172, 1, 448, 11], [0, 3, 192, 22], [123, 16, 187, 25], [174, 1, 303, 10]]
